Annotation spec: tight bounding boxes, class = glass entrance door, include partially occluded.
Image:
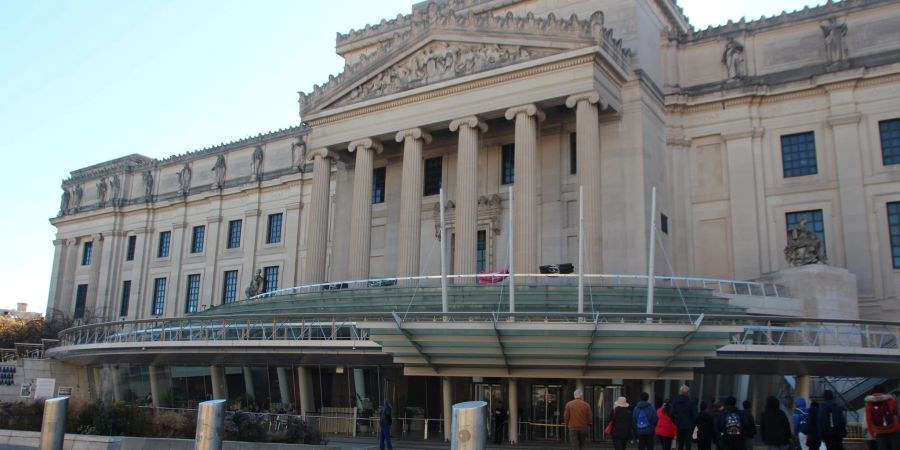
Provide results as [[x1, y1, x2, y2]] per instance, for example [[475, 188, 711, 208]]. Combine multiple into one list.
[[475, 383, 505, 442], [531, 384, 563, 441], [590, 385, 623, 440]]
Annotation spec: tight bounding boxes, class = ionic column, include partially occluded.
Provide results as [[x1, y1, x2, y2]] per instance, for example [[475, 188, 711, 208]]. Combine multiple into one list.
[[504, 104, 545, 276], [303, 149, 335, 284], [450, 117, 488, 279], [210, 365, 228, 401], [395, 128, 432, 279], [347, 138, 384, 280], [566, 92, 604, 274]]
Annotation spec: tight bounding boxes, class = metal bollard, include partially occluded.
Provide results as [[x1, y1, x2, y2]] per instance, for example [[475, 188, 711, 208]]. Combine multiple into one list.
[[451, 401, 487, 450], [39, 396, 68, 450], [194, 399, 227, 450]]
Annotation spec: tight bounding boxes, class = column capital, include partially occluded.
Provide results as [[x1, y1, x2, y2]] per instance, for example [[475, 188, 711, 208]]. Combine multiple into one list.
[[348, 138, 384, 154], [306, 148, 337, 163], [395, 128, 433, 144], [565, 91, 602, 109], [449, 116, 488, 133], [504, 104, 545, 122]]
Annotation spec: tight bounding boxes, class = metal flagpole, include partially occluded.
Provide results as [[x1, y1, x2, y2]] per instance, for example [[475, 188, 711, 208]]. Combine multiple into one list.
[[439, 188, 449, 319], [646, 186, 657, 322], [508, 185, 515, 315], [578, 186, 584, 315]]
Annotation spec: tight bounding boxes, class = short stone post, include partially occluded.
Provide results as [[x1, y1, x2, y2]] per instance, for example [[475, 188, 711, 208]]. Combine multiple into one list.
[[195, 399, 227, 450], [39, 396, 68, 450]]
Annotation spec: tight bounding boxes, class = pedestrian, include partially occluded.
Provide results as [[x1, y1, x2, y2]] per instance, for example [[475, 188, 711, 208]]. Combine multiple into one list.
[[793, 397, 809, 450], [635, 392, 660, 450], [493, 399, 507, 444], [697, 401, 716, 450], [864, 385, 899, 450], [611, 397, 637, 450], [718, 396, 752, 450], [819, 390, 847, 450], [672, 386, 700, 450], [713, 401, 726, 450], [565, 389, 593, 450], [805, 401, 821, 450], [760, 396, 792, 450], [379, 401, 393, 450], [744, 400, 758, 450], [658, 400, 678, 450]]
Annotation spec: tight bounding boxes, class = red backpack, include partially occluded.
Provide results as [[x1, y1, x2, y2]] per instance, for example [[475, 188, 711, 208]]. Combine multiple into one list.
[[870, 398, 898, 433]]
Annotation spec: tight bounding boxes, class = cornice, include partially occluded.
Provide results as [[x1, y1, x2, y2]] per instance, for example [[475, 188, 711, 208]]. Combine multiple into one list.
[[827, 112, 863, 127]]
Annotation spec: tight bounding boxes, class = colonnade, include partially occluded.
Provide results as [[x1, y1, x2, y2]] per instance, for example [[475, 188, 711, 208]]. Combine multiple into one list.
[[302, 94, 605, 284]]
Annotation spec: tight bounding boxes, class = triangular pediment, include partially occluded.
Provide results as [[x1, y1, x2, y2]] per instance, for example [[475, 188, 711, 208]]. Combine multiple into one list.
[[299, 6, 632, 116]]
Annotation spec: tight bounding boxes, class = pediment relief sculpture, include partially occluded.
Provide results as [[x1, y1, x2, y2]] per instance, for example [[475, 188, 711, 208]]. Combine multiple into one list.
[[336, 42, 554, 106]]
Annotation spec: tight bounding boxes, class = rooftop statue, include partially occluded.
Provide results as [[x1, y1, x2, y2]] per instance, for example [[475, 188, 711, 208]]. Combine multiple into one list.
[[784, 216, 827, 266]]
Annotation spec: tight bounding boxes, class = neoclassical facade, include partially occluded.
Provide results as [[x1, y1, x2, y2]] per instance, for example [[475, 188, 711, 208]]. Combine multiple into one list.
[[37, 0, 900, 443]]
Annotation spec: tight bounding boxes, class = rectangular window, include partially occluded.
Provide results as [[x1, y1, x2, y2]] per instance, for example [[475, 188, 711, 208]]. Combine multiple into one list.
[[222, 270, 239, 304], [227, 220, 242, 249], [266, 213, 283, 244], [570, 132, 577, 175], [74, 284, 88, 319], [660, 213, 669, 235], [190, 226, 205, 254], [423, 157, 442, 196], [880, 119, 900, 166], [786, 209, 826, 257], [781, 131, 818, 178], [476, 230, 487, 273], [263, 266, 279, 294], [185, 274, 201, 313], [888, 202, 900, 269], [81, 241, 93, 266], [119, 280, 131, 317], [125, 235, 136, 261], [372, 167, 386, 204], [151, 278, 167, 316], [501, 144, 515, 185], [157, 231, 171, 258]]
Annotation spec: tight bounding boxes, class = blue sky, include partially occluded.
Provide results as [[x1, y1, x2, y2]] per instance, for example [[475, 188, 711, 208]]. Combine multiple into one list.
[[0, 0, 820, 314]]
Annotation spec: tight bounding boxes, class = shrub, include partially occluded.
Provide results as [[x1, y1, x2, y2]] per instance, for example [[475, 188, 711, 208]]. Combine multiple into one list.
[[271, 416, 323, 444], [224, 411, 268, 442]]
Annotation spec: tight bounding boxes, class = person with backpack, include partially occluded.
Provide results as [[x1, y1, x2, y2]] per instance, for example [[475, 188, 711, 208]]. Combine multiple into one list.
[[744, 400, 758, 450], [805, 401, 821, 450], [793, 397, 810, 450], [761, 396, 793, 450], [635, 392, 660, 450], [865, 385, 899, 450], [671, 386, 700, 450], [658, 400, 678, 450], [718, 396, 752, 450], [611, 397, 637, 450], [697, 401, 717, 450], [493, 399, 507, 444], [818, 390, 847, 450], [379, 401, 394, 450]]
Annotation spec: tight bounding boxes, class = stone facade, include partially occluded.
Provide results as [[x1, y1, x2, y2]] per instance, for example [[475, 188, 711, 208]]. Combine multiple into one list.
[[48, 0, 900, 322]]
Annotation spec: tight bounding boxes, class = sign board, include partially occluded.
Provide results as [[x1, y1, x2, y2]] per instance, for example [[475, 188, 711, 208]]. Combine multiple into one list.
[[57, 386, 73, 396], [33, 378, 56, 400], [19, 384, 32, 398]]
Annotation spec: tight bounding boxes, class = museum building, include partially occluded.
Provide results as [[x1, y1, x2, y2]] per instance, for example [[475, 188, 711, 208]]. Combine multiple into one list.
[[29, 0, 900, 444]]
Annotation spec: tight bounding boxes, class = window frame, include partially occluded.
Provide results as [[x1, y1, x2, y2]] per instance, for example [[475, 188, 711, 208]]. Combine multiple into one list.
[[81, 241, 93, 266], [185, 274, 201, 313], [780, 131, 818, 178], [263, 266, 279, 294], [151, 277, 167, 316], [222, 270, 239, 305], [569, 132, 577, 175], [157, 231, 171, 258], [74, 284, 88, 320], [880, 118, 900, 166], [190, 225, 205, 254], [372, 167, 386, 204], [501, 143, 515, 185], [227, 219, 242, 249], [266, 213, 283, 244], [125, 235, 136, 261], [888, 201, 900, 269], [423, 156, 442, 196], [119, 280, 131, 317]]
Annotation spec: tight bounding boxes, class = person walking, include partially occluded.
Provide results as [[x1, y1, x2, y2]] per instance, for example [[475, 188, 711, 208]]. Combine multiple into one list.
[[744, 400, 758, 450], [718, 397, 752, 450], [565, 389, 593, 450], [672, 386, 700, 450], [379, 401, 393, 450], [865, 385, 900, 450], [760, 396, 792, 450], [819, 390, 847, 450], [793, 397, 810, 450], [658, 400, 678, 450], [493, 399, 507, 444], [697, 402, 716, 450], [713, 401, 726, 450], [635, 392, 660, 450], [611, 397, 637, 450], [805, 401, 821, 450]]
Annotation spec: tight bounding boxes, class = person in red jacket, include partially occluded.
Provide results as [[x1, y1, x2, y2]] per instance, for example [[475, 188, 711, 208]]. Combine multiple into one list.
[[865, 385, 899, 450], [657, 400, 678, 450]]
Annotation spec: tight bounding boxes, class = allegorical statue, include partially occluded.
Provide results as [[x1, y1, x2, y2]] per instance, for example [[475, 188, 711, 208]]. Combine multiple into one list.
[[251, 145, 264, 181], [784, 216, 827, 266], [821, 18, 848, 64], [59, 187, 70, 216], [97, 177, 108, 205], [212, 154, 227, 188], [291, 140, 307, 172], [177, 163, 192, 196], [722, 38, 746, 79], [142, 170, 154, 202], [245, 269, 265, 298], [110, 175, 121, 202], [72, 184, 83, 209]]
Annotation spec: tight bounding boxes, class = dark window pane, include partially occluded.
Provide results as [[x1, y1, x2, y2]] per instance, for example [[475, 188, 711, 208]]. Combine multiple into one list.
[[152, 278, 166, 316], [786, 209, 827, 258], [476, 230, 487, 273], [227, 220, 242, 249], [185, 274, 201, 313], [266, 213, 283, 244], [501, 144, 515, 185], [424, 157, 442, 196], [660, 213, 669, 235], [372, 167, 386, 204], [570, 132, 577, 175], [119, 280, 131, 317], [74, 284, 88, 319], [157, 231, 171, 258], [263, 266, 279, 294], [223, 270, 238, 304], [880, 119, 900, 165], [889, 202, 900, 269], [126, 235, 136, 261], [191, 226, 205, 253], [81, 241, 93, 266], [781, 132, 818, 177]]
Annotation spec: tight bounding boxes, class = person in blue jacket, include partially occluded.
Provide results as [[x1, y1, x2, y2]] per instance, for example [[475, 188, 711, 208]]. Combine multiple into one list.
[[670, 385, 699, 450], [634, 391, 660, 450], [818, 390, 846, 450], [793, 397, 809, 450]]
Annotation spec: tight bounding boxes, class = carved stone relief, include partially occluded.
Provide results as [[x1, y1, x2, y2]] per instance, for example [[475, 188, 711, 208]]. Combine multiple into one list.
[[432, 194, 503, 239]]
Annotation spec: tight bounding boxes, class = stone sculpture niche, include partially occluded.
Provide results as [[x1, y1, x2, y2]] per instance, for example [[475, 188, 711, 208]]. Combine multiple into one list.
[[784, 217, 827, 266]]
